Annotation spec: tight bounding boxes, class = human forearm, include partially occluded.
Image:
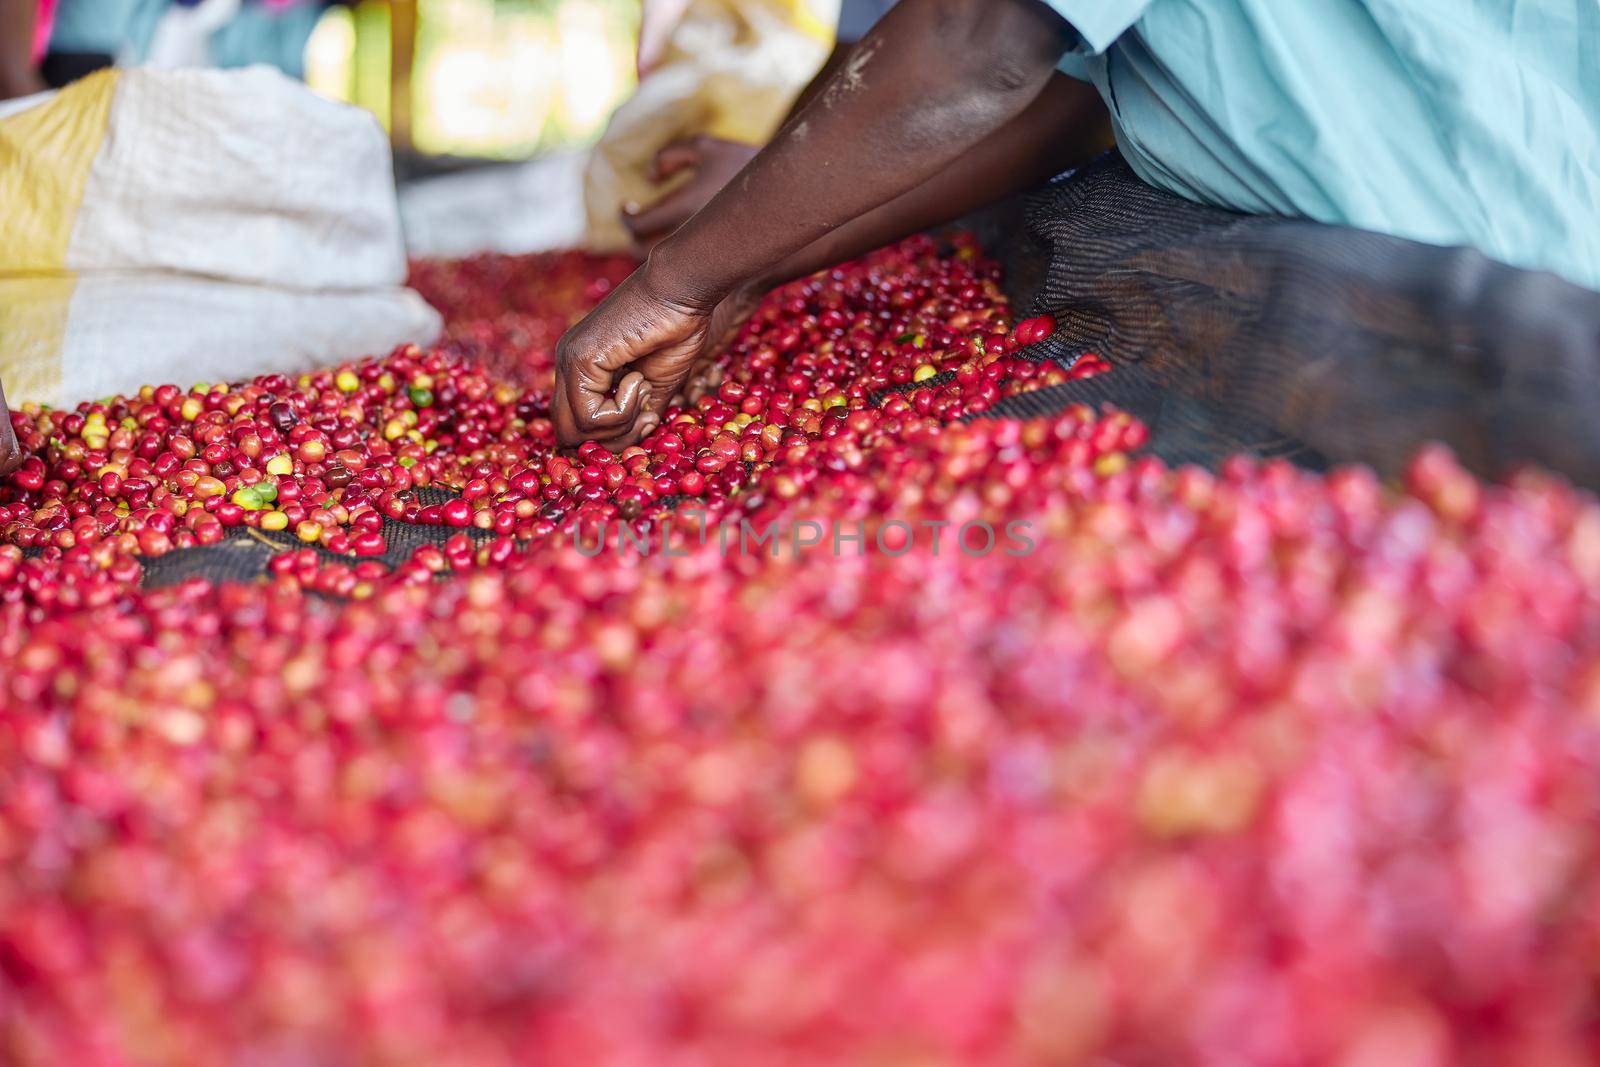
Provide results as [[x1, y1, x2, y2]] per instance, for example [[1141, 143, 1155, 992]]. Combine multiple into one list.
[[647, 0, 1070, 308], [0, 380, 21, 475], [748, 73, 1109, 293], [0, 0, 43, 99], [782, 39, 852, 128]]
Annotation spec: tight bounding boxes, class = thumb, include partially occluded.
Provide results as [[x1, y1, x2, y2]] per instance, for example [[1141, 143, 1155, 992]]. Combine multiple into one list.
[[613, 371, 648, 424], [649, 139, 704, 183], [591, 371, 651, 449], [0, 387, 19, 477], [623, 187, 697, 244]]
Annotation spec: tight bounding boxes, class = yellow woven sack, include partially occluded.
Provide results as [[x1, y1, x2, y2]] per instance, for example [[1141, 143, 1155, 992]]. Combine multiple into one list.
[[0, 67, 439, 408]]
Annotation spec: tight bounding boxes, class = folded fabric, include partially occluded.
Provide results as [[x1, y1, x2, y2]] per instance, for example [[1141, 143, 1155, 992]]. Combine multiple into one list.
[[583, 0, 839, 250]]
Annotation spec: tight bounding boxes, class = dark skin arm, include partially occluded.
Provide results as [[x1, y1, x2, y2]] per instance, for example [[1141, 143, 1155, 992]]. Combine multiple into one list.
[[0, 381, 20, 476], [741, 72, 1105, 302], [624, 49, 1112, 258], [666, 72, 1107, 403], [622, 38, 857, 248], [554, 0, 1073, 448], [0, 0, 45, 101], [0, 0, 41, 471], [785, 38, 855, 127], [686, 72, 1106, 393]]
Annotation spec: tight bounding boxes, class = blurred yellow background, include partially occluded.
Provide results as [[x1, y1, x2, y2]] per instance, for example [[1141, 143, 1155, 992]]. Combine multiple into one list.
[[305, 0, 640, 160]]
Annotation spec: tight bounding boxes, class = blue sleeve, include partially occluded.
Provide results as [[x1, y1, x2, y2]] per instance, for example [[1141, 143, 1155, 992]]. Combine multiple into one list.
[[1039, 0, 1154, 54]]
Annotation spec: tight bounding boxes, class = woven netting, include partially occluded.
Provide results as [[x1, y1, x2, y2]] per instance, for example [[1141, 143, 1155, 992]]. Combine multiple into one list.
[[135, 487, 492, 589], [980, 153, 1600, 485]]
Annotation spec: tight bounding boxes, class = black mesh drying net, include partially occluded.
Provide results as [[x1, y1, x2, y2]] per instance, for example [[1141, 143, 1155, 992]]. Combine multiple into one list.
[[133, 487, 492, 590], [976, 153, 1600, 484]]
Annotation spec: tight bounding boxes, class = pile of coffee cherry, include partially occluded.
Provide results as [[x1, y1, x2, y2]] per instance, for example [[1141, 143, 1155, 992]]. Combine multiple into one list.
[[4, 238, 1600, 1067]]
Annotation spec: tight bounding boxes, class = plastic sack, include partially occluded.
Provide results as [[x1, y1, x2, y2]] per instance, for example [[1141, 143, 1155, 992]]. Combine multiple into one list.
[[0, 66, 440, 408], [583, 0, 839, 251]]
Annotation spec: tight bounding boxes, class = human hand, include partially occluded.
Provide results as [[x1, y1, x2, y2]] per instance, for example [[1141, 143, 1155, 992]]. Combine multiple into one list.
[[0, 379, 24, 477], [622, 135, 760, 250], [552, 265, 716, 449], [672, 282, 768, 405]]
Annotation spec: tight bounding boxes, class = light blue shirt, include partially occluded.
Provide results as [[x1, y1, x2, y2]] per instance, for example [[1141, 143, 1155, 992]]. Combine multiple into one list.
[[1043, 0, 1600, 292], [49, 0, 320, 78]]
